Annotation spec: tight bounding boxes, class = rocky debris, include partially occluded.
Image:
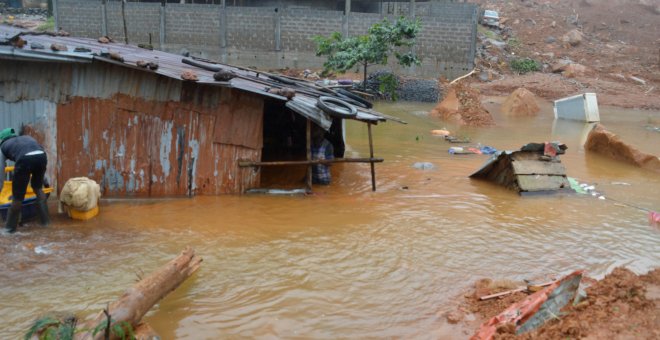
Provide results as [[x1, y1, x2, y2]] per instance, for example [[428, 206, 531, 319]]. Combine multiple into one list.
[[181, 70, 199, 82], [562, 63, 590, 78], [29, 41, 44, 50], [135, 60, 158, 70], [365, 71, 439, 103], [562, 29, 584, 47], [501, 88, 540, 116], [11, 36, 25, 48], [50, 43, 67, 52], [0, 6, 47, 16], [302, 69, 321, 80], [585, 124, 660, 173], [469, 0, 659, 110], [267, 87, 296, 100], [430, 82, 494, 127], [98, 36, 113, 44], [108, 52, 123, 62], [213, 69, 236, 81]]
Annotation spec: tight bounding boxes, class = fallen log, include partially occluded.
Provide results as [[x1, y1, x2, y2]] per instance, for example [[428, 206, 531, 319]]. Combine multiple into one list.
[[75, 247, 202, 339]]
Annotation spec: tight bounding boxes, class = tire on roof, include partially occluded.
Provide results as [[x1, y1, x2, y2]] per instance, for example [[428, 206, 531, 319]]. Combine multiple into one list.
[[317, 96, 358, 119]]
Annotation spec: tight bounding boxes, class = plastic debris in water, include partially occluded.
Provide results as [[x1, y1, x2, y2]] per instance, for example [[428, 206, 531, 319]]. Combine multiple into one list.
[[34, 245, 52, 255], [412, 162, 435, 170]]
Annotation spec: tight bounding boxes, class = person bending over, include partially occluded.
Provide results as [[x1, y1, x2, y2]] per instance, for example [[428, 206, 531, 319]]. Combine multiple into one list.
[[0, 128, 50, 234]]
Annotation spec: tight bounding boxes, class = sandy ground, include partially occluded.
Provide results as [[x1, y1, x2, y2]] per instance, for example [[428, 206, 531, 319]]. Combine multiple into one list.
[[471, 0, 660, 110], [447, 267, 660, 339]]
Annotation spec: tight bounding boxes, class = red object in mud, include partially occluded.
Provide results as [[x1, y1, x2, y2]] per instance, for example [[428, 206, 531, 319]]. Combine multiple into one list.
[[650, 211, 660, 226], [471, 270, 583, 340], [544, 142, 558, 157]]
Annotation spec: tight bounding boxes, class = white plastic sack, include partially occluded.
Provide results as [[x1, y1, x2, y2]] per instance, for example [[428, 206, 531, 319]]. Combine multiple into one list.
[[60, 177, 101, 211]]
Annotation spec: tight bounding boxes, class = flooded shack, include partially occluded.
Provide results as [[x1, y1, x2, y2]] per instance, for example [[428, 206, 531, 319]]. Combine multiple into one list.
[[0, 26, 397, 197], [470, 143, 571, 194]]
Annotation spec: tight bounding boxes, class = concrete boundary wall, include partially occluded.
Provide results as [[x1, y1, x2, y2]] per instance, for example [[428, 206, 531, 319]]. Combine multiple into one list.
[[56, 0, 477, 79]]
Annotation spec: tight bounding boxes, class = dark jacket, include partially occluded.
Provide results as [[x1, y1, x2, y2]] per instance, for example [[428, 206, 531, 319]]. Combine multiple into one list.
[[0, 135, 44, 163]]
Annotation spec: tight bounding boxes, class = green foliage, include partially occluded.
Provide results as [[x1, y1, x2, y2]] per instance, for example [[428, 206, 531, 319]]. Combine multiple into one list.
[[25, 316, 76, 340], [25, 317, 61, 340], [36, 17, 55, 32], [478, 26, 500, 41], [26, 314, 135, 340], [112, 321, 136, 340], [313, 17, 421, 85], [507, 37, 522, 49], [509, 58, 540, 74], [92, 319, 136, 340], [378, 73, 399, 101]]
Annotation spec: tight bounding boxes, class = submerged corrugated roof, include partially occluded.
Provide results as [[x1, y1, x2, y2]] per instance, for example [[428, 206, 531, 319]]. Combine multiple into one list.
[[0, 25, 404, 126]]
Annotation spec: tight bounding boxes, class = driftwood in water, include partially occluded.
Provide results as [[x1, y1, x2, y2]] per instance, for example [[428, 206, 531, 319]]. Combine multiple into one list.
[[75, 247, 202, 339]]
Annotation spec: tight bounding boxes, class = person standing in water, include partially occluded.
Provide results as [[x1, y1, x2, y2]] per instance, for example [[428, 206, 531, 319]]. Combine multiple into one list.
[[311, 124, 334, 185], [0, 128, 50, 234]]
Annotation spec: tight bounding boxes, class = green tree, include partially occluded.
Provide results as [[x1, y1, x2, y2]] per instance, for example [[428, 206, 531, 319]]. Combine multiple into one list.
[[313, 17, 421, 90]]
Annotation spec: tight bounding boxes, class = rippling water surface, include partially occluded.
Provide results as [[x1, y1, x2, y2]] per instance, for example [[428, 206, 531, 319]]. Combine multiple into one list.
[[1, 100, 659, 339]]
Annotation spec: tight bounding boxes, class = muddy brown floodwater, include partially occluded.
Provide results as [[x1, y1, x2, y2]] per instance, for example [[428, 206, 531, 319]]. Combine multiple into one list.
[[1, 99, 659, 339]]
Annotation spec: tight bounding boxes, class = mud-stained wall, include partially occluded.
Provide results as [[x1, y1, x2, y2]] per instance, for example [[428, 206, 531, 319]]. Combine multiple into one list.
[[0, 60, 264, 196], [0, 100, 58, 188], [57, 90, 263, 197]]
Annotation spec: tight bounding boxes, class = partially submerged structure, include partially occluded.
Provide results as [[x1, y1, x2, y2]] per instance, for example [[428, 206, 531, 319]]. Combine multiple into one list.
[[554, 93, 600, 123], [0, 25, 399, 196], [470, 143, 571, 194]]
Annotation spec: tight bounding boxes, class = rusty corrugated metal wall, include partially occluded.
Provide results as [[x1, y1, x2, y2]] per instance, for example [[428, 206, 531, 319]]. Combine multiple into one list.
[[0, 60, 263, 196]]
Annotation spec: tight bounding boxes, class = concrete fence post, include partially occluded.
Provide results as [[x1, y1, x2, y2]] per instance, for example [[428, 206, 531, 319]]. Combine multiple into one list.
[[274, 8, 281, 51], [409, 0, 417, 74], [468, 4, 478, 71], [220, 0, 227, 62], [53, 0, 58, 31], [342, 0, 351, 37], [159, 0, 166, 48], [101, 0, 108, 37]]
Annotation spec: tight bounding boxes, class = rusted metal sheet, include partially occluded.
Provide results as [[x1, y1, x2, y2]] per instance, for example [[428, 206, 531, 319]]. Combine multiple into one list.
[[214, 89, 264, 149], [0, 25, 395, 124], [0, 100, 58, 189], [56, 91, 262, 197]]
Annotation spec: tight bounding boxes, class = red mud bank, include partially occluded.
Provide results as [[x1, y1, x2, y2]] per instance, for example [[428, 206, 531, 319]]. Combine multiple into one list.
[[452, 267, 660, 339], [430, 82, 495, 127], [585, 124, 660, 173]]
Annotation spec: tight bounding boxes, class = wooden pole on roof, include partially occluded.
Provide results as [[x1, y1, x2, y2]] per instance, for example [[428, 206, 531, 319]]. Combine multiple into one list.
[[306, 119, 312, 191], [367, 123, 376, 192]]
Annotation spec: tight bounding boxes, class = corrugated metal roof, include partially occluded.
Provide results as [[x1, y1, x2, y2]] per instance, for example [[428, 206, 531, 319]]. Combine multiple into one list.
[[0, 25, 403, 125]]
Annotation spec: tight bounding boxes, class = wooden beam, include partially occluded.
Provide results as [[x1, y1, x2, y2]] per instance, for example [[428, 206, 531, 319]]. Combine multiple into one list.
[[368, 123, 376, 191], [239, 158, 384, 167], [75, 248, 201, 340], [306, 119, 312, 191]]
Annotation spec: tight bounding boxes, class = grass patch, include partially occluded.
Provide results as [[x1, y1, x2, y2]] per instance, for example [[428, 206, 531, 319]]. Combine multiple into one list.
[[509, 58, 540, 74], [36, 16, 55, 32], [478, 25, 500, 41]]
